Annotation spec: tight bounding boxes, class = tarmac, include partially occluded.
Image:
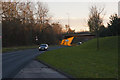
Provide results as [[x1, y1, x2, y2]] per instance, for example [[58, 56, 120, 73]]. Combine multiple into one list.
[[14, 60, 69, 79]]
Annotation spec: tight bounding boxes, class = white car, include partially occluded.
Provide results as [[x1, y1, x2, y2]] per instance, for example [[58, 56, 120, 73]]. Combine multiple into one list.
[[39, 44, 48, 51], [77, 42, 82, 45]]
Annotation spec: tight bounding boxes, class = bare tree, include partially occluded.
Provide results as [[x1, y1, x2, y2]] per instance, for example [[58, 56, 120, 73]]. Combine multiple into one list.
[[2, 2, 19, 21], [2, 1, 64, 47], [16, 2, 35, 24], [52, 22, 62, 35], [88, 5, 105, 50], [36, 2, 49, 24], [0, 1, 2, 22], [88, 6, 104, 33]]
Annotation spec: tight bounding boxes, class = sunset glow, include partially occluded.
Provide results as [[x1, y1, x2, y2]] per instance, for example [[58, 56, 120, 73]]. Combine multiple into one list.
[[47, 2, 118, 32]]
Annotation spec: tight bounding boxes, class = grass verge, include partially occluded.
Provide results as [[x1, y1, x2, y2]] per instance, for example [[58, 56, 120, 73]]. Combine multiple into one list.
[[36, 36, 118, 78], [2, 45, 38, 53]]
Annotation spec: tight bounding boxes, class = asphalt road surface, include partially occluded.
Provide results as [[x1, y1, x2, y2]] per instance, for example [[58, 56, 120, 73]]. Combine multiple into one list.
[[14, 60, 68, 78], [2, 46, 65, 78]]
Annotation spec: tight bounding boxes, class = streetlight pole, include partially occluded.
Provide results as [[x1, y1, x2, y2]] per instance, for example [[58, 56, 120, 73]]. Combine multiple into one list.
[[67, 13, 70, 27], [66, 13, 70, 33]]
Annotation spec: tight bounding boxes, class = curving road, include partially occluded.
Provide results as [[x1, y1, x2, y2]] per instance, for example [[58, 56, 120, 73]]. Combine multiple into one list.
[[2, 46, 64, 78]]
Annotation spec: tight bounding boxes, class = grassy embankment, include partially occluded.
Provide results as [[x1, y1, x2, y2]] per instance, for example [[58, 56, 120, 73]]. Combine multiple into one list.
[[36, 36, 118, 78]]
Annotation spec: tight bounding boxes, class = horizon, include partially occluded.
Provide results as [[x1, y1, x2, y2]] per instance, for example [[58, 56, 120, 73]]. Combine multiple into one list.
[[0, 1, 118, 32], [47, 2, 118, 32]]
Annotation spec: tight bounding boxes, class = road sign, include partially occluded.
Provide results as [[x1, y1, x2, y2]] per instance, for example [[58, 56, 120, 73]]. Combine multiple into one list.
[[65, 39, 69, 42]]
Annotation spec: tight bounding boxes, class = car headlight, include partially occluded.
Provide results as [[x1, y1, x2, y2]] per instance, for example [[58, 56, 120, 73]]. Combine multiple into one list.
[[39, 47, 41, 49], [45, 47, 47, 49]]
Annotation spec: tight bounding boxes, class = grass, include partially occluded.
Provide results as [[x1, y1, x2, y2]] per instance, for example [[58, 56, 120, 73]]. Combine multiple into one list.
[[36, 36, 118, 78], [2, 45, 38, 53], [2, 45, 60, 53]]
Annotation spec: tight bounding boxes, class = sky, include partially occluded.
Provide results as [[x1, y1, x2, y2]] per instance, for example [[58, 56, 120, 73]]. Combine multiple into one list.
[[1, 0, 119, 32], [46, 2, 118, 32]]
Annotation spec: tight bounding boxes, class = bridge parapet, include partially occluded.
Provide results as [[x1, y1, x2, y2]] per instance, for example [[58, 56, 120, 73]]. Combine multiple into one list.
[[61, 32, 95, 46]]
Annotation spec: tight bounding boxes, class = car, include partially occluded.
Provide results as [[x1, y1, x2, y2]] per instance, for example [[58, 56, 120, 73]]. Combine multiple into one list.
[[77, 41, 82, 45], [39, 44, 48, 51]]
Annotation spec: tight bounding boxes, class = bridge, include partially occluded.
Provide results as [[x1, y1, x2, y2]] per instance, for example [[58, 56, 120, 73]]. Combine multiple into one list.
[[60, 32, 95, 46]]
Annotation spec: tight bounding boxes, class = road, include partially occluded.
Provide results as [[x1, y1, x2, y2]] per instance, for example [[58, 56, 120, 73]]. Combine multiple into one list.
[[2, 46, 65, 78], [14, 60, 68, 78]]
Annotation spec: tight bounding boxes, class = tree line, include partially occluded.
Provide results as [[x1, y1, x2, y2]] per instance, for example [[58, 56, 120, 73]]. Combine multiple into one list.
[[88, 6, 120, 37], [99, 14, 120, 37], [1, 2, 119, 47], [87, 5, 120, 50], [1, 2, 63, 47]]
